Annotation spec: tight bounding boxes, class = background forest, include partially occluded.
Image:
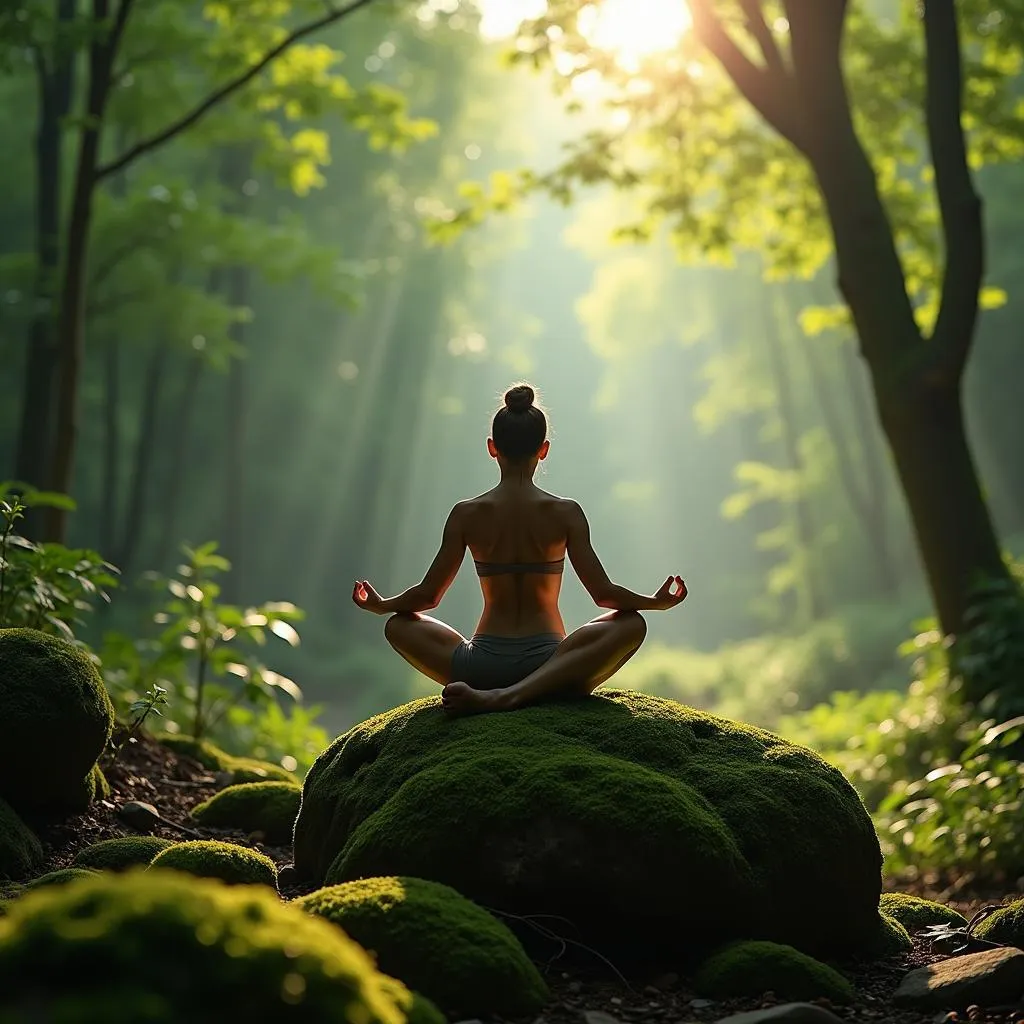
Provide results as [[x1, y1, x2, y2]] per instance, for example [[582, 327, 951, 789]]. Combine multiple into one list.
[[1, 0, 1023, 886]]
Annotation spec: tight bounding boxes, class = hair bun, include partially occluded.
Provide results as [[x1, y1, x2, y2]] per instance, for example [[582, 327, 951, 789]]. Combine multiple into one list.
[[504, 384, 535, 413]]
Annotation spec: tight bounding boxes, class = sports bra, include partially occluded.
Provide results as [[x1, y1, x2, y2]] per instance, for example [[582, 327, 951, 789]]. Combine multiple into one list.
[[475, 558, 565, 578]]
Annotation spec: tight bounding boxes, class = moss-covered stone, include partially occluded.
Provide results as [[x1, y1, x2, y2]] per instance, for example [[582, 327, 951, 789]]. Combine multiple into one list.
[[293, 691, 882, 957], [0, 884, 23, 900], [150, 840, 277, 887], [158, 734, 297, 785], [693, 940, 855, 1002], [0, 798, 43, 881], [298, 876, 547, 1016], [378, 975, 446, 1024], [73, 835, 174, 872], [880, 892, 967, 934], [0, 628, 114, 814], [191, 781, 301, 844], [974, 899, 1024, 949], [23, 868, 99, 892], [873, 912, 913, 957], [0, 869, 428, 1023]]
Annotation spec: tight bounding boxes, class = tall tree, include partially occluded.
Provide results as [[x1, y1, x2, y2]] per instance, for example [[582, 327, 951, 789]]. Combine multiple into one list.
[[492, 0, 1024, 696]]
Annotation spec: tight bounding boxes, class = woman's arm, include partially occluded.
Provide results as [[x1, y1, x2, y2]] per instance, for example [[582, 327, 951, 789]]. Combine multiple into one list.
[[565, 501, 687, 612], [353, 504, 467, 615]]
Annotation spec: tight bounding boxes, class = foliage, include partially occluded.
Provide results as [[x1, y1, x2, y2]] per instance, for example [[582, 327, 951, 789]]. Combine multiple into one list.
[[106, 685, 170, 766], [100, 542, 304, 741], [0, 485, 117, 641], [782, 566, 1024, 883]]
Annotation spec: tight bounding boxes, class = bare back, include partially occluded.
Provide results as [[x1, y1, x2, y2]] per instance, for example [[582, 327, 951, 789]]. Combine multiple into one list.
[[461, 482, 573, 637]]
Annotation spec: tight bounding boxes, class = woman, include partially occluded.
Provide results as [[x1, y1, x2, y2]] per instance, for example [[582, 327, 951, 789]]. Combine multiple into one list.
[[352, 383, 688, 715]]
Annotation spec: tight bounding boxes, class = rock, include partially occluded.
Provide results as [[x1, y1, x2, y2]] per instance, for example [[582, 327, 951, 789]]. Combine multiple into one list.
[[872, 911, 913, 956], [693, 940, 854, 1003], [974, 899, 1024, 950], [117, 800, 162, 832], [0, 870, 438, 1023], [582, 1013, 622, 1024], [297, 876, 548, 1017], [691, 998, 716, 1008], [22, 869, 98, 891], [880, 892, 969, 933], [714, 1004, 845, 1024], [149, 839, 278, 888], [158, 734, 298, 785], [72, 836, 174, 871], [893, 947, 1024, 1010], [190, 781, 301, 845], [0, 798, 43, 880], [0, 628, 114, 814], [293, 691, 882, 957]]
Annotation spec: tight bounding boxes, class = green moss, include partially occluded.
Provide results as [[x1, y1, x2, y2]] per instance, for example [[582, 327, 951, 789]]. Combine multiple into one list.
[[879, 892, 967, 933], [872, 912, 913, 957], [298, 876, 547, 1016], [0, 628, 114, 814], [150, 840, 277, 887], [73, 836, 174, 872], [0, 798, 43, 881], [973, 899, 1024, 948], [693, 940, 854, 1002], [293, 691, 882, 957], [158, 734, 298, 785], [192, 782, 301, 845], [0, 869, 420, 1023], [378, 976, 447, 1024], [0, 884, 24, 900], [22, 868, 98, 892]]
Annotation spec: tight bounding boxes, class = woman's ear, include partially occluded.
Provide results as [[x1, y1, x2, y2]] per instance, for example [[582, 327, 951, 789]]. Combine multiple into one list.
[[538, 440, 551, 461], [487, 437, 498, 459]]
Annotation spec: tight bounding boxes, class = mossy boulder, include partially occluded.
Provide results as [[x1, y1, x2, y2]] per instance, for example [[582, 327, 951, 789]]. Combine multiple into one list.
[[0, 628, 114, 813], [298, 876, 547, 1016], [159, 734, 297, 784], [880, 892, 967, 934], [974, 899, 1024, 949], [0, 798, 43, 881], [192, 781, 301, 844], [150, 839, 277, 887], [293, 691, 882, 957], [0, 869, 434, 1023], [23, 868, 98, 892], [73, 835, 174, 871], [873, 912, 913, 956], [693, 940, 854, 1002], [378, 976, 446, 1024]]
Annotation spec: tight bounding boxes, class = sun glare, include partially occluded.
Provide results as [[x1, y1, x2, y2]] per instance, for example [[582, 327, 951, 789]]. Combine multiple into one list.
[[478, 0, 691, 71]]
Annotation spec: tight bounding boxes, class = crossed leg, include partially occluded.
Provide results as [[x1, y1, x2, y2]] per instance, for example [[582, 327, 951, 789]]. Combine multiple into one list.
[[442, 609, 647, 716], [383, 612, 465, 685]]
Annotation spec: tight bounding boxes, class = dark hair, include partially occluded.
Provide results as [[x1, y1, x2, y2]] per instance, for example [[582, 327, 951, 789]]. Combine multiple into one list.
[[491, 382, 548, 462]]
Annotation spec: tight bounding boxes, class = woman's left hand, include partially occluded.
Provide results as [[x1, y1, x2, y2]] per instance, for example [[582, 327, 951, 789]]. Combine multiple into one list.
[[352, 579, 386, 614]]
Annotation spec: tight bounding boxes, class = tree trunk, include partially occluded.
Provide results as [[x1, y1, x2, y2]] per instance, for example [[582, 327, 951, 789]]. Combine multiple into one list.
[[117, 340, 168, 574], [99, 338, 120, 555], [13, 0, 76, 515]]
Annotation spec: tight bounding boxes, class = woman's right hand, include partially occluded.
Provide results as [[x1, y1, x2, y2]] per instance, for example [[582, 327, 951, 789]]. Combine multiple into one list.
[[651, 575, 687, 610]]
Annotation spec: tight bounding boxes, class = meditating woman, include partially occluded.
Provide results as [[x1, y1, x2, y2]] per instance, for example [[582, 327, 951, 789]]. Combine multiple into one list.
[[352, 383, 688, 715]]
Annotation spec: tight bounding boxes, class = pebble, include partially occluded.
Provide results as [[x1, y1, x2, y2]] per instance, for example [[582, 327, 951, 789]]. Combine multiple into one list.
[[582, 1012, 622, 1024], [713, 1003, 845, 1024], [894, 947, 1024, 1010]]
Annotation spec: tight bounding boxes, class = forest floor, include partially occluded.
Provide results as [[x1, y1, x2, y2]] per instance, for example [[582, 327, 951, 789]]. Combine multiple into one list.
[[30, 732, 1024, 1024]]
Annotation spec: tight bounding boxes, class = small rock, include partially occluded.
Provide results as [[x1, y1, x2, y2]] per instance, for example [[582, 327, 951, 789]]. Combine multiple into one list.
[[213, 770, 234, 788], [691, 999, 716, 1009], [893, 948, 1024, 1011], [583, 1012, 622, 1024], [117, 800, 161, 832], [932, 1013, 959, 1024], [569, 982, 582, 994], [966, 1006, 984, 1022], [714, 1004, 845, 1024]]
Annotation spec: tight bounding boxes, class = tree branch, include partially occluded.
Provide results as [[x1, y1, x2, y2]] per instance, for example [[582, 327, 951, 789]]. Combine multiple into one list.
[[689, 0, 805, 152], [738, 0, 787, 78], [922, 0, 983, 389], [96, 0, 378, 181]]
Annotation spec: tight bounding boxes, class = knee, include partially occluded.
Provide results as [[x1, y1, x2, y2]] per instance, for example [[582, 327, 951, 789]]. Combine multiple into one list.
[[384, 612, 414, 645], [618, 610, 647, 646]]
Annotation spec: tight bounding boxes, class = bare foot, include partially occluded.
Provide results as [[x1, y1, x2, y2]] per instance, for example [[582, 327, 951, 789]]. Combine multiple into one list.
[[441, 681, 510, 716]]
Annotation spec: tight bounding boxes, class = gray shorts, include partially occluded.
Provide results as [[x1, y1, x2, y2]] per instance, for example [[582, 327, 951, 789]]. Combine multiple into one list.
[[450, 633, 563, 690]]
